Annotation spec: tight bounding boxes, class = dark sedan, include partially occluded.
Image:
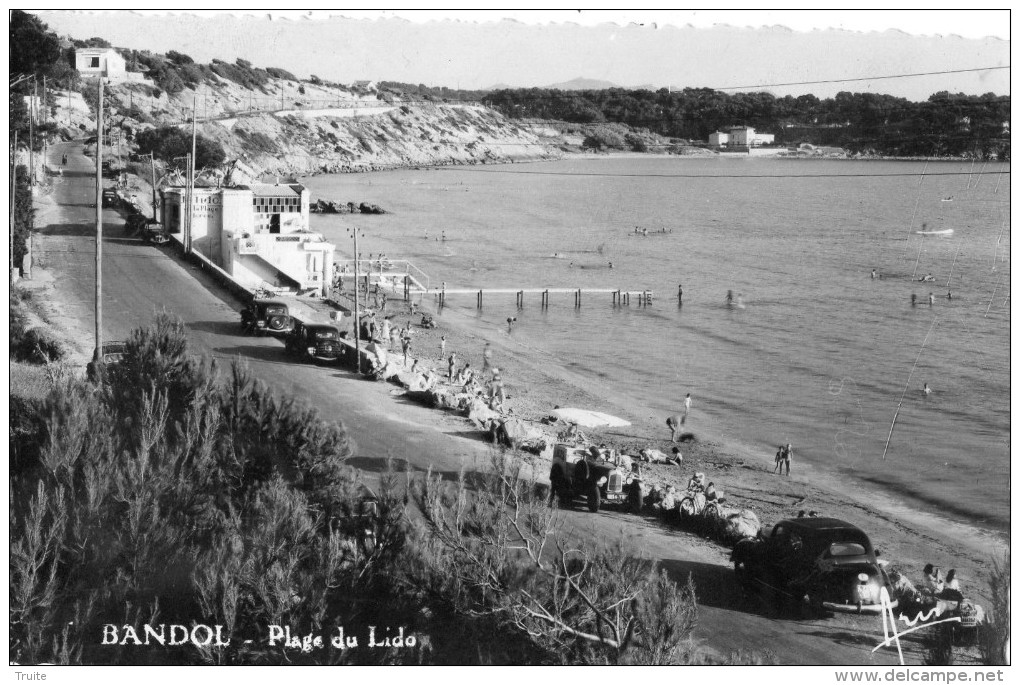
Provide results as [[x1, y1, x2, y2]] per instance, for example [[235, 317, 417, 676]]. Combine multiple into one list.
[[284, 322, 345, 363], [731, 516, 897, 616]]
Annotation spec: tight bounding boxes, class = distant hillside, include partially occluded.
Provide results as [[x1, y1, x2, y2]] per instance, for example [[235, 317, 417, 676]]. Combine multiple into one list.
[[55, 59, 560, 178], [544, 77, 618, 90]]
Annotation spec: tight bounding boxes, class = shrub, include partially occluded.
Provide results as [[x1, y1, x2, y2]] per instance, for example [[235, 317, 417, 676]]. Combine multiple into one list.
[[978, 546, 1010, 665], [135, 126, 226, 169], [411, 451, 699, 664]]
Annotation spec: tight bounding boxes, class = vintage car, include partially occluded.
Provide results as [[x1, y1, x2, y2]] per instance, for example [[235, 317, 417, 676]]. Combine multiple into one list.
[[731, 516, 897, 616], [548, 443, 627, 513], [102, 187, 118, 208], [240, 299, 293, 337], [284, 321, 344, 363], [126, 214, 168, 244], [85, 341, 127, 382]]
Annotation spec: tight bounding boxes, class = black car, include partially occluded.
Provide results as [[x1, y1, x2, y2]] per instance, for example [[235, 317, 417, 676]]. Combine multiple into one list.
[[102, 188, 118, 208], [285, 322, 344, 363], [86, 341, 127, 382], [731, 517, 897, 615], [240, 299, 293, 337]]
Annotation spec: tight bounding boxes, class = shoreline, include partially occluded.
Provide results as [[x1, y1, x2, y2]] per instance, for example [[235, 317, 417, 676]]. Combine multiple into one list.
[[384, 290, 1008, 562]]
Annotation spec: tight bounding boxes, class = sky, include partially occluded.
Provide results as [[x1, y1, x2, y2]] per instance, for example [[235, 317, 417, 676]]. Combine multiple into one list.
[[33, 10, 1011, 100]]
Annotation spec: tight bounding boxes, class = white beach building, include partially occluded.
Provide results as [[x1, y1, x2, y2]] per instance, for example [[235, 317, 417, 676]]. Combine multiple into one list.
[[161, 183, 335, 295]]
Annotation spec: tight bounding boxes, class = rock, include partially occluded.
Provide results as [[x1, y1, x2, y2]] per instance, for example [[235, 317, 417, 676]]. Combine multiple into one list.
[[494, 417, 531, 448], [722, 509, 760, 541], [465, 398, 499, 428]]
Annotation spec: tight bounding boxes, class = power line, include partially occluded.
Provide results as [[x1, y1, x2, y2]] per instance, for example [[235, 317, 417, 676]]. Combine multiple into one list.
[[431, 168, 1011, 180], [712, 66, 1010, 91]]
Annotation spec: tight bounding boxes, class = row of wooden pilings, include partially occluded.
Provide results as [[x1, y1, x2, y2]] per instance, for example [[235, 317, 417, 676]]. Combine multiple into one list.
[[435, 288, 655, 309]]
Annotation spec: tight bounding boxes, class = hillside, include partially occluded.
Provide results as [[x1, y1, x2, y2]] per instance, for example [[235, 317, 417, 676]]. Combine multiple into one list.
[[54, 73, 560, 178]]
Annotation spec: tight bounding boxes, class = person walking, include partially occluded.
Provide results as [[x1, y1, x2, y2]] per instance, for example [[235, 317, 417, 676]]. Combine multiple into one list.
[[773, 446, 784, 474], [682, 393, 692, 424], [928, 292, 935, 306], [447, 352, 457, 382], [781, 443, 792, 476], [439, 335, 447, 359]]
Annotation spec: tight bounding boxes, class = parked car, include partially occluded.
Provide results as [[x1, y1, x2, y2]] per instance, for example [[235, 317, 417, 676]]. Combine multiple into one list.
[[86, 341, 127, 382], [285, 321, 345, 363], [548, 443, 626, 513], [102, 187, 118, 208], [126, 214, 168, 243], [240, 299, 293, 336], [731, 516, 898, 616]]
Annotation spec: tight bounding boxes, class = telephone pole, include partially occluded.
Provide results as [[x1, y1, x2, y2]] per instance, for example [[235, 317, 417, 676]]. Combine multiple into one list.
[[95, 78, 104, 355], [10, 131, 17, 286], [351, 227, 362, 372]]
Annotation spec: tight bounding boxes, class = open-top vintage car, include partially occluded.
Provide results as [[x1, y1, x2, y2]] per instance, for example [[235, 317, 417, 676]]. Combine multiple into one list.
[[731, 516, 897, 616], [284, 321, 345, 363], [548, 443, 627, 513], [240, 299, 293, 337]]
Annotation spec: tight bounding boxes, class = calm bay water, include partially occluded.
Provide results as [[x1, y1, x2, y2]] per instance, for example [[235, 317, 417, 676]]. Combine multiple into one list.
[[305, 157, 1011, 530]]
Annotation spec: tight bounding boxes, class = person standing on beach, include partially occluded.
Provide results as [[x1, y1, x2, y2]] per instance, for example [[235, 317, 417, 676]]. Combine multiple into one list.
[[682, 393, 692, 424], [401, 330, 412, 366], [440, 335, 447, 359], [871, 269, 877, 279], [482, 342, 494, 377], [666, 415, 682, 443], [447, 352, 457, 382], [928, 292, 935, 306], [781, 443, 792, 476], [773, 446, 784, 474], [678, 284, 683, 305]]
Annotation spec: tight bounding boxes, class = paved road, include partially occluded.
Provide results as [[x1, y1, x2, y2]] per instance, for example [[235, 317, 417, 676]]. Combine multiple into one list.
[[30, 140, 914, 666]]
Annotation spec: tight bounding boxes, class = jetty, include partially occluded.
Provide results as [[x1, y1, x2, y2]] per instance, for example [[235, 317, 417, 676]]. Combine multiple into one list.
[[436, 287, 655, 308]]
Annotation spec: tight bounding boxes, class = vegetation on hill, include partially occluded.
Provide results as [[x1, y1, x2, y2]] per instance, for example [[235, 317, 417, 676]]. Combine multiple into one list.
[[482, 87, 1010, 158], [135, 126, 227, 169]]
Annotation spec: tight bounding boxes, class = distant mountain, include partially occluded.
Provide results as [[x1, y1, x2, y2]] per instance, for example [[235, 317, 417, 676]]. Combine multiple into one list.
[[544, 77, 619, 90]]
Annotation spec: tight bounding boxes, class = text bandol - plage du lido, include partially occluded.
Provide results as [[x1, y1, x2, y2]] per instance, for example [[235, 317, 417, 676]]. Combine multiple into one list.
[[101, 624, 417, 652]]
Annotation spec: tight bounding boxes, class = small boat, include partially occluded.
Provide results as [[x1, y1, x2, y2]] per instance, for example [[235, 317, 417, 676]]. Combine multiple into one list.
[[916, 228, 954, 236]]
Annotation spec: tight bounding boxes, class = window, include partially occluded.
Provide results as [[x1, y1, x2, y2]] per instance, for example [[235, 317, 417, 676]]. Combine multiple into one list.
[[90, 57, 100, 68]]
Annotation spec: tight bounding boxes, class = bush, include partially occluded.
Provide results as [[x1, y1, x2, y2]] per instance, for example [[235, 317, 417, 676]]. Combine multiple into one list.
[[978, 547, 1010, 665], [411, 451, 699, 664], [135, 126, 226, 169]]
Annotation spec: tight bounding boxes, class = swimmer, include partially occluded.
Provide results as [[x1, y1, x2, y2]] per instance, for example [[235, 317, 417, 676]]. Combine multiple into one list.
[[871, 269, 877, 279], [911, 293, 917, 307], [947, 290, 952, 301], [725, 290, 733, 306], [923, 383, 932, 396], [608, 261, 614, 269]]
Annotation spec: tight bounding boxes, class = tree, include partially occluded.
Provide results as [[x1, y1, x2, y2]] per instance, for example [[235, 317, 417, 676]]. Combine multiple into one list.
[[9, 10, 62, 79], [11, 165, 34, 267], [135, 126, 226, 169]]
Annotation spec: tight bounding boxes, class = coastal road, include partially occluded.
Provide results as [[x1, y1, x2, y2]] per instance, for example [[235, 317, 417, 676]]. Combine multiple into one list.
[[30, 141, 915, 666]]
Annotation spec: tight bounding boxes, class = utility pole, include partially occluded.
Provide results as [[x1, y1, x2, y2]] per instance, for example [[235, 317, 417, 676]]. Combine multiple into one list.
[[148, 154, 158, 221], [189, 96, 197, 255], [351, 227, 361, 372], [95, 78, 104, 356], [29, 79, 35, 185], [10, 131, 17, 286]]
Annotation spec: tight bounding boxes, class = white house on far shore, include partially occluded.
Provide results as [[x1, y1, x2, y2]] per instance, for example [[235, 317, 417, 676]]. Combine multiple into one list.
[[74, 48, 126, 79], [709, 126, 775, 147]]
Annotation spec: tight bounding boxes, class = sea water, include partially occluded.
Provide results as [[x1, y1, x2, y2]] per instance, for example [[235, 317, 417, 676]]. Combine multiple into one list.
[[304, 157, 1011, 531]]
